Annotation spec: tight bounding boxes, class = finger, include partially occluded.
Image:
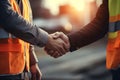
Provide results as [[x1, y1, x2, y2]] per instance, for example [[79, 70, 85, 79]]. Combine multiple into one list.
[[44, 46, 62, 58], [51, 32, 60, 39], [45, 35, 66, 56], [37, 76, 41, 80], [54, 33, 70, 53], [44, 47, 50, 53], [44, 47, 54, 55], [61, 42, 69, 54], [48, 50, 61, 58], [53, 51, 62, 58], [54, 38, 67, 55], [54, 32, 69, 44], [59, 38, 69, 52], [59, 32, 69, 44], [63, 40, 70, 52], [31, 74, 36, 80], [36, 72, 42, 80], [48, 50, 55, 56], [57, 44, 66, 55], [36, 65, 42, 80]]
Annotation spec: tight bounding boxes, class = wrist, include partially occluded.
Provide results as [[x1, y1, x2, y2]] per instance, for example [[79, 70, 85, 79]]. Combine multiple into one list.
[[30, 60, 38, 67]]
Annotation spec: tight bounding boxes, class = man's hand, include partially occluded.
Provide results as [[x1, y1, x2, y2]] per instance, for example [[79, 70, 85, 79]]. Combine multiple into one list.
[[44, 32, 70, 58], [52, 32, 70, 44], [30, 64, 42, 80]]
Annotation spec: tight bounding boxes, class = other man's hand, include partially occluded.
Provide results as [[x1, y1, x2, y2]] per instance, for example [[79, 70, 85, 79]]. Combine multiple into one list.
[[44, 32, 70, 58], [30, 64, 42, 80]]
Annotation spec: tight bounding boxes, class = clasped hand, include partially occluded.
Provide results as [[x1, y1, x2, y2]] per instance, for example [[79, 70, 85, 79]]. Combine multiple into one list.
[[44, 32, 70, 58]]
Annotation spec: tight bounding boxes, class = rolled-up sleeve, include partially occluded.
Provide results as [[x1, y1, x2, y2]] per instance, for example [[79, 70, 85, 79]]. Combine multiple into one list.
[[0, 0, 48, 47]]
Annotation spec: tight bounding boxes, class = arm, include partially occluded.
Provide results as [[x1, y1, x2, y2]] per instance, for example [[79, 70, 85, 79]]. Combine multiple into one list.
[[29, 45, 41, 80], [68, 0, 109, 51], [0, 0, 48, 47], [29, 45, 38, 67], [0, 0, 69, 56]]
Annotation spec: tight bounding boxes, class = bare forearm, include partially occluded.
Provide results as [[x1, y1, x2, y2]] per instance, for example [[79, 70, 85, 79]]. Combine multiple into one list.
[[29, 45, 38, 67]]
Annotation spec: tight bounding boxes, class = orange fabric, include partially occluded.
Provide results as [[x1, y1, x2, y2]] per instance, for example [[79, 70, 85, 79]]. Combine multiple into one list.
[[21, 0, 31, 71], [107, 1, 120, 69], [0, 0, 30, 74], [10, 0, 21, 14], [109, 14, 120, 22], [107, 31, 120, 69]]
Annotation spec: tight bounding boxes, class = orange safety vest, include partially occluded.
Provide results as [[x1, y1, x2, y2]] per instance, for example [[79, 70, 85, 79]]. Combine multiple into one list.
[[0, 0, 32, 74], [107, 0, 120, 69]]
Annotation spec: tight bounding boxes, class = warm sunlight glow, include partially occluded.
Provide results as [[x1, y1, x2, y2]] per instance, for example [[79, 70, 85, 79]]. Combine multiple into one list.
[[64, 23, 72, 32], [43, 0, 68, 15], [43, 0, 101, 15], [69, 0, 85, 12], [43, 0, 86, 15]]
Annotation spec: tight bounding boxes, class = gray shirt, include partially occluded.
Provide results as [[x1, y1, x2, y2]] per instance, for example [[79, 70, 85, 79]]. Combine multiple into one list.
[[0, 0, 48, 47]]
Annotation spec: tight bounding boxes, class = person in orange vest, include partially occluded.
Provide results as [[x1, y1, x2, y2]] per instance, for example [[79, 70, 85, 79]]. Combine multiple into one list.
[[0, 0, 41, 80], [0, 0, 70, 80], [29, 45, 42, 80], [45, 0, 120, 80], [0, 0, 69, 55]]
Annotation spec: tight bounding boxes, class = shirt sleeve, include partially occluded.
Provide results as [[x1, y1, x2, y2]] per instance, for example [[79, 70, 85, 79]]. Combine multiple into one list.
[[0, 0, 48, 47], [67, 0, 109, 51]]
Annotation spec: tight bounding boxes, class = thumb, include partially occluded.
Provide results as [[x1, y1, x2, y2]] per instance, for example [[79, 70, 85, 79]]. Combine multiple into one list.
[[59, 32, 69, 44], [51, 32, 61, 39], [51, 32, 69, 44]]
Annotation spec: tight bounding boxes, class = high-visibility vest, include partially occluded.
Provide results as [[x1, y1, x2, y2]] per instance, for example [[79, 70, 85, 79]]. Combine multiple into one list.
[[0, 0, 32, 74], [107, 0, 120, 69]]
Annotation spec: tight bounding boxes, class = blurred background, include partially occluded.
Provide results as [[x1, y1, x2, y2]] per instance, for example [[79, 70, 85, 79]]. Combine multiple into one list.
[[29, 0, 112, 80]]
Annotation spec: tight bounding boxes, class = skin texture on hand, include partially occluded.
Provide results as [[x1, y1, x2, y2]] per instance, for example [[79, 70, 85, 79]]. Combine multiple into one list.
[[30, 64, 42, 80], [44, 32, 70, 58], [52, 32, 70, 45]]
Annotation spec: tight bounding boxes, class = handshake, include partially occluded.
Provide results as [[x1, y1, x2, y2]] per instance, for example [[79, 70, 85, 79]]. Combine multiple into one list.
[[44, 32, 70, 58]]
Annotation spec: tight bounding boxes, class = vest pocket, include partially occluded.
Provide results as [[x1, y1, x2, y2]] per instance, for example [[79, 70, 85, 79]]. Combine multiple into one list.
[[0, 39, 24, 52], [0, 52, 25, 74], [0, 39, 25, 74]]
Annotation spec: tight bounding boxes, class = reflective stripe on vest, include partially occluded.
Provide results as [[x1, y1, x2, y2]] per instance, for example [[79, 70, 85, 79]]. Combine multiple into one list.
[[108, 0, 120, 39], [108, 21, 120, 39], [0, 0, 31, 74], [107, 0, 120, 69], [0, 28, 16, 38], [109, 21, 120, 32]]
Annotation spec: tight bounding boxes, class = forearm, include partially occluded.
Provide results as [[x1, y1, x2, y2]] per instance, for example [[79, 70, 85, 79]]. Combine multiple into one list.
[[29, 45, 38, 66], [68, 0, 109, 51], [0, 0, 48, 47]]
